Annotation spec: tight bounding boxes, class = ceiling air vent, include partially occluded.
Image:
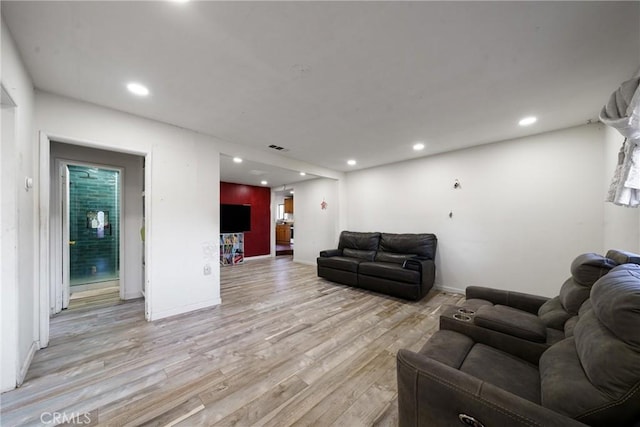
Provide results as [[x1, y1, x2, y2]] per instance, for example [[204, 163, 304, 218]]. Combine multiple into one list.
[[268, 144, 288, 152]]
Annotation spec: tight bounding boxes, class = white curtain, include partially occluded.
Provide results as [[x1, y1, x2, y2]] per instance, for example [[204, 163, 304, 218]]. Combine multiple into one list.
[[600, 77, 640, 207]]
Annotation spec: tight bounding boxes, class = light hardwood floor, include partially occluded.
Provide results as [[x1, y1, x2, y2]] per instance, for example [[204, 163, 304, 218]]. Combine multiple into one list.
[[1, 257, 464, 426], [68, 286, 122, 311]]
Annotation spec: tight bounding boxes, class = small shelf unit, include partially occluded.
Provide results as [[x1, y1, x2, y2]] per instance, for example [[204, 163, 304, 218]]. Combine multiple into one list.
[[220, 233, 244, 266]]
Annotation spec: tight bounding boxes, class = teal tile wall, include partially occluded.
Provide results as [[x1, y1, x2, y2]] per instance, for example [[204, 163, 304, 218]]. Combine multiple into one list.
[[68, 165, 120, 285]]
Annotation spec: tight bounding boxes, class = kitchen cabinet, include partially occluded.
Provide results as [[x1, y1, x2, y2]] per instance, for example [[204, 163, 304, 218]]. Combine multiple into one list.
[[276, 224, 291, 244], [284, 197, 293, 214]]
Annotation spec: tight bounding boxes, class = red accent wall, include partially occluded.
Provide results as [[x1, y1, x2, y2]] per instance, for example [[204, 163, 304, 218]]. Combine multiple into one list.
[[220, 182, 271, 257]]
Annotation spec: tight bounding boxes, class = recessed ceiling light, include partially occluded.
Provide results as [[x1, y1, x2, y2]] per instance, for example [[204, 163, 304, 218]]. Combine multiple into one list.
[[300, 172, 306, 176], [413, 142, 425, 151], [126, 82, 149, 96], [170, 0, 189, 3], [233, 157, 243, 163], [519, 116, 537, 126], [261, 180, 268, 185], [347, 160, 357, 166], [290, 190, 294, 194]]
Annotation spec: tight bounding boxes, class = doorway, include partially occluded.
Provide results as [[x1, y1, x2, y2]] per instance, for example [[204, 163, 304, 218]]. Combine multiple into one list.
[[63, 164, 121, 306], [275, 189, 294, 256], [48, 140, 145, 318]]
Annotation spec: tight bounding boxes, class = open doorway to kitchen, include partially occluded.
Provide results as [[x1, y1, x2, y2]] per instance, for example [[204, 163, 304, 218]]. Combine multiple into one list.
[[275, 188, 294, 256]]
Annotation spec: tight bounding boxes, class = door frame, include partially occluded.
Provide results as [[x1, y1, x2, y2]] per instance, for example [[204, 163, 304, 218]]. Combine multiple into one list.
[[57, 160, 124, 312], [38, 131, 151, 349]]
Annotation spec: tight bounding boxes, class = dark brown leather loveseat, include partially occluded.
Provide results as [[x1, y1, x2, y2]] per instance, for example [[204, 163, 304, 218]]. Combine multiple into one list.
[[317, 231, 437, 300]]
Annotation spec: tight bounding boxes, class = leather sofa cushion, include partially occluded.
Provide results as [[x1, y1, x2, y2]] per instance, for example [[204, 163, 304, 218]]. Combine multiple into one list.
[[460, 343, 541, 404], [378, 233, 436, 259], [374, 251, 414, 264], [342, 248, 376, 261], [359, 262, 420, 284], [338, 231, 380, 251], [538, 296, 573, 330], [316, 256, 362, 273], [474, 305, 547, 343]]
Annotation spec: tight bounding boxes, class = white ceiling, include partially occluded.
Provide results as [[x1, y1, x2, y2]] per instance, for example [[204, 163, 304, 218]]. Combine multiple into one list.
[[219, 154, 316, 189], [2, 1, 639, 186]]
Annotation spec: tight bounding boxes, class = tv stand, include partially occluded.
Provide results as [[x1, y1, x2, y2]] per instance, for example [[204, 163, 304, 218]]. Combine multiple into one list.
[[220, 233, 244, 266]]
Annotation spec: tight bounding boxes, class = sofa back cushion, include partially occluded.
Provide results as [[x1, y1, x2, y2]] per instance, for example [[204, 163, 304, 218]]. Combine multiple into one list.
[[539, 253, 616, 327], [605, 248, 640, 265], [570, 253, 617, 286], [338, 231, 380, 252], [342, 248, 376, 261], [375, 233, 437, 264], [541, 264, 640, 425], [589, 263, 640, 348], [558, 253, 616, 315]]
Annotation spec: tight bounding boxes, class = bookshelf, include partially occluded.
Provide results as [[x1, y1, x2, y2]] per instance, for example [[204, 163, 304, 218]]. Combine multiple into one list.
[[220, 233, 244, 266]]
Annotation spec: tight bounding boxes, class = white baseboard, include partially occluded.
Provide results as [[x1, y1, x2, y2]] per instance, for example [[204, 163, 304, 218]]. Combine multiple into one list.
[[149, 297, 222, 321], [16, 341, 39, 386], [434, 284, 464, 295], [124, 291, 144, 300], [292, 259, 316, 266], [244, 255, 272, 261]]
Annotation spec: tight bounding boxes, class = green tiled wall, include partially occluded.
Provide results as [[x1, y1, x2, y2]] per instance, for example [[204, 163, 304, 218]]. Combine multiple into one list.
[[68, 165, 120, 285]]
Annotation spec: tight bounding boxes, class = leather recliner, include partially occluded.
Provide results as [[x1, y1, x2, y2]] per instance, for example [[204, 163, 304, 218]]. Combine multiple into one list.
[[397, 263, 640, 427]]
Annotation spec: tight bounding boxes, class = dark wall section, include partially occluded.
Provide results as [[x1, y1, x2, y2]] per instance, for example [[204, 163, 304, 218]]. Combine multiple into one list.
[[220, 182, 271, 257]]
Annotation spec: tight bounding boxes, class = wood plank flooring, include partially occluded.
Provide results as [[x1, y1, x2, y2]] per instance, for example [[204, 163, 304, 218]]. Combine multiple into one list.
[[68, 287, 122, 311], [0, 257, 464, 426]]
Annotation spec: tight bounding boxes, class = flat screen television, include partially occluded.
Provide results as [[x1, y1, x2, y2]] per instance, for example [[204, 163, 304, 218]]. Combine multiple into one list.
[[220, 204, 251, 233]]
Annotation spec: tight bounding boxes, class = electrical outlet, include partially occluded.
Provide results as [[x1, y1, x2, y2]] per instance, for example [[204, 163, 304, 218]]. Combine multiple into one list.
[[203, 264, 212, 275]]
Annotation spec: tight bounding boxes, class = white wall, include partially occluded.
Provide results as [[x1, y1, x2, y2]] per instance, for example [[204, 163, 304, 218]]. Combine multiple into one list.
[[35, 92, 221, 320], [345, 124, 606, 297], [1, 21, 38, 391], [602, 125, 640, 252], [292, 178, 340, 265], [49, 142, 144, 303]]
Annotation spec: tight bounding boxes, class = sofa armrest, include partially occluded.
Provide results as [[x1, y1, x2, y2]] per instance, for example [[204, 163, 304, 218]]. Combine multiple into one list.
[[474, 305, 547, 343], [404, 257, 436, 295], [397, 349, 587, 427], [319, 249, 342, 257], [466, 286, 549, 314], [402, 256, 432, 271]]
